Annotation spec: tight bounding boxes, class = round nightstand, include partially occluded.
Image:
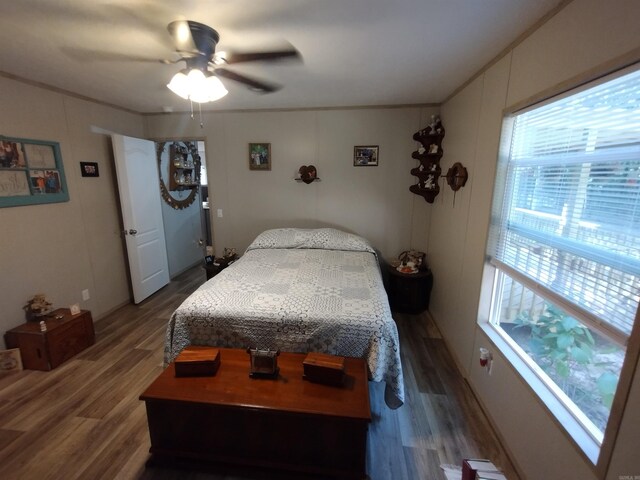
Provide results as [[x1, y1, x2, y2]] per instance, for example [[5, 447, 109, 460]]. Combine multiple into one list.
[[385, 264, 433, 314]]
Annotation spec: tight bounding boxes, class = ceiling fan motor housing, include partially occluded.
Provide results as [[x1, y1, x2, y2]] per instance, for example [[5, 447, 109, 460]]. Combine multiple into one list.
[[168, 20, 219, 58], [187, 21, 219, 57]]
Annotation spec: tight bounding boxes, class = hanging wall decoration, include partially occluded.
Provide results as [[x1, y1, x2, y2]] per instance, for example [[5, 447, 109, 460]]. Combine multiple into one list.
[[249, 143, 271, 171], [157, 141, 201, 210], [353, 145, 379, 166], [297, 165, 318, 184], [0, 136, 69, 208], [80, 162, 99, 177], [409, 116, 445, 203], [446, 162, 468, 191], [445, 162, 468, 207]]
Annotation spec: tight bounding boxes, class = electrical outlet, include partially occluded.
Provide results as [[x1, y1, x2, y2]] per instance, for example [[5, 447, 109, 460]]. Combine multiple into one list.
[[217, 209, 223, 218], [82, 289, 90, 301]]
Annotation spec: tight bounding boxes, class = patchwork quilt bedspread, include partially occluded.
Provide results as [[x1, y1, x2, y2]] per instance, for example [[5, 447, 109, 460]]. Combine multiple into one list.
[[164, 228, 404, 408]]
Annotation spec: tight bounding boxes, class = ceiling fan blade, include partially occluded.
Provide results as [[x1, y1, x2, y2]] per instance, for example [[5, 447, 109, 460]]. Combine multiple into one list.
[[221, 48, 301, 65], [167, 20, 200, 55], [215, 68, 281, 93], [103, 3, 176, 51], [60, 46, 170, 64]]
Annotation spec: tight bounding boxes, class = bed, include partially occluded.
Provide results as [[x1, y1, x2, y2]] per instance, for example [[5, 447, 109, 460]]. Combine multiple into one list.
[[164, 227, 404, 408]]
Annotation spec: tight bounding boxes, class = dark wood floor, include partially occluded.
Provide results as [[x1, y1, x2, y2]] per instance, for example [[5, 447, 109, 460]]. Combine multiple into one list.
[[0, 266, 518, 480]]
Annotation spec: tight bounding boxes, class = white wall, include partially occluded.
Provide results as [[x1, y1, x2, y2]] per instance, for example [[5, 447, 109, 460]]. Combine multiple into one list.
[[0, 77, 144, 340], [145, 106, 439, 261], [430, 0, 640, 478]]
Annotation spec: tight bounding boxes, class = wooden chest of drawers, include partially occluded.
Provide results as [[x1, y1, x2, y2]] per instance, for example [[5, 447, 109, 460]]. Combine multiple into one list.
[[4, 308, 94, 371]]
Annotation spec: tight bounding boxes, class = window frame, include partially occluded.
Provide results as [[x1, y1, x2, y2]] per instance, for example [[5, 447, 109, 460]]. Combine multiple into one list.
[[479, 62, 640, 476]]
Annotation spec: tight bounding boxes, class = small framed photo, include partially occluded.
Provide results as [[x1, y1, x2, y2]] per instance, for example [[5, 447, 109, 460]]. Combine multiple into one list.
[[80, 162, 99, 177], [69, 303, 81, 316], [249, 143, 271, 171], [0, 348, 23, 375], [353, 145, 379, 166]]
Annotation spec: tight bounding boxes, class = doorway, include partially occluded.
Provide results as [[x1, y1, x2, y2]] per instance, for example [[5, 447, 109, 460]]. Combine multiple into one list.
[[156, 139, 210, 278]]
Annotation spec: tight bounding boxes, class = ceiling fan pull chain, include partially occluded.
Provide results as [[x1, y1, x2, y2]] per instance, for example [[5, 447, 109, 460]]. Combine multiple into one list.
[[199, 103, 204, 128], [190, 98, 194, 119]]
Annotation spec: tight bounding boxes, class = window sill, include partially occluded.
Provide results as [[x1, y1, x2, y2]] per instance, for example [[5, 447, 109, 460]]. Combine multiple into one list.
[[479, 321, 601, 465]]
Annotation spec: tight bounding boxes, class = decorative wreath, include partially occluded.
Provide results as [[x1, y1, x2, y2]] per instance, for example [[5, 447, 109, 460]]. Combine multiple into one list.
[[157, 141, 201, 210]]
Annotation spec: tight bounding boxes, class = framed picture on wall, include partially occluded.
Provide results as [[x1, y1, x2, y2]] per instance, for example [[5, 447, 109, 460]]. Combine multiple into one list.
[[0, 136, 69, 208], [80, 162, 99, 177], [249, 143, 271, 171], [353, 145, 379, 166]]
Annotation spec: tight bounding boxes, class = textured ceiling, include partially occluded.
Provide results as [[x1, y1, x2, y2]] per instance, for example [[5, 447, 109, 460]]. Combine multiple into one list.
[[0, 0, 561, 113]]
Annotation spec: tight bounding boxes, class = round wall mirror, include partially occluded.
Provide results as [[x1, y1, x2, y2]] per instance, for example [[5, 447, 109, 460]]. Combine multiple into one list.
[[157, 141, 201, 210]]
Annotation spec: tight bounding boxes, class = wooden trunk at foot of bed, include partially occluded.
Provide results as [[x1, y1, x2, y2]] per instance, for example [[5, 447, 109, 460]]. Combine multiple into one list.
[[141, 348, 371, 479]]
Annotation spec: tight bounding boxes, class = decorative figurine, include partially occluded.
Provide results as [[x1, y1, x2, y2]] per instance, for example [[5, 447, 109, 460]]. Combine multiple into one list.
[[425, 175, 435, 189], [23, 294, 52, 320]]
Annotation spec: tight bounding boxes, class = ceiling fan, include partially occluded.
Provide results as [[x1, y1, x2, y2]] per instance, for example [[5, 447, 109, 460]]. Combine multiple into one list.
[[164, 20, 301, 103]]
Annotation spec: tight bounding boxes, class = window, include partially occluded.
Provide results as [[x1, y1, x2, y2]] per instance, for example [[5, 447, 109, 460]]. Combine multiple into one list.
[[486, 66, 640, 449]]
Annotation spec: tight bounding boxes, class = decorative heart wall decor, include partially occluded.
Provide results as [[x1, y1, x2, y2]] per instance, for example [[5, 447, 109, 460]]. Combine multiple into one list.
[[298, 165, 317, 184]]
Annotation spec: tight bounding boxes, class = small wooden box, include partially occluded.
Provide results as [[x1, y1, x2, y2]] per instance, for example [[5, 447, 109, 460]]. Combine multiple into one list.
[[303, 352, 345, 386], [175, 347, 220, 377]]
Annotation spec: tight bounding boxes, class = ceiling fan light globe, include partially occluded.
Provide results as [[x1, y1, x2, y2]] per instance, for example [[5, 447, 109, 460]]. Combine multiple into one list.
[[189, 73, 228, 103], [186, 69, 209, 103], [168, 68, 228, 103], [187, 68, 206, 82], [167, 72, 190, 100], [203, 75, 228, 102]]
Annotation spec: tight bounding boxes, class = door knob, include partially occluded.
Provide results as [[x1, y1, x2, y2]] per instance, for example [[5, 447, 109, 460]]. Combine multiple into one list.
[[129, 229, 138, 235]]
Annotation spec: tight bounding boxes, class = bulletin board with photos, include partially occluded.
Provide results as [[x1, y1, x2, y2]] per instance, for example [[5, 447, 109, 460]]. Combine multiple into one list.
[[0, 136, 69, 207]]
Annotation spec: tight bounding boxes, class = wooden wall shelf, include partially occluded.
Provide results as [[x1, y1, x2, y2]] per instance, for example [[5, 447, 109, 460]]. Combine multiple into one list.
[[169, 143, 199, 191], [409, 117, 445, 203]]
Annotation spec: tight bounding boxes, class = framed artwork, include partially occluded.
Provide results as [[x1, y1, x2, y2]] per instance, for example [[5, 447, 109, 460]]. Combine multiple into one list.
[[80, 161, 99, 177], [0, 136, 69, 207], [249, 143, 271, 171], [0, 348, 23, 375], [353, 145, 379, 166]]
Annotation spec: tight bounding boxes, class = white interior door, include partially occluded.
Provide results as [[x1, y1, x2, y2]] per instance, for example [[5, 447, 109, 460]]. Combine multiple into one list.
[[112, 134, 170, 303]]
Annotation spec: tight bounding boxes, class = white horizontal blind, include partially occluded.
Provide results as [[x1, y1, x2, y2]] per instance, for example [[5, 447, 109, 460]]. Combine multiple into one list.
[[490, 67, 640, 343]]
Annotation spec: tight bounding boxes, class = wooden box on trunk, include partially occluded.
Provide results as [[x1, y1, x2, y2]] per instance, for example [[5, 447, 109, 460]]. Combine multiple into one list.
[[303, 352, 346, 386], [174, 346, 220, 377]]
